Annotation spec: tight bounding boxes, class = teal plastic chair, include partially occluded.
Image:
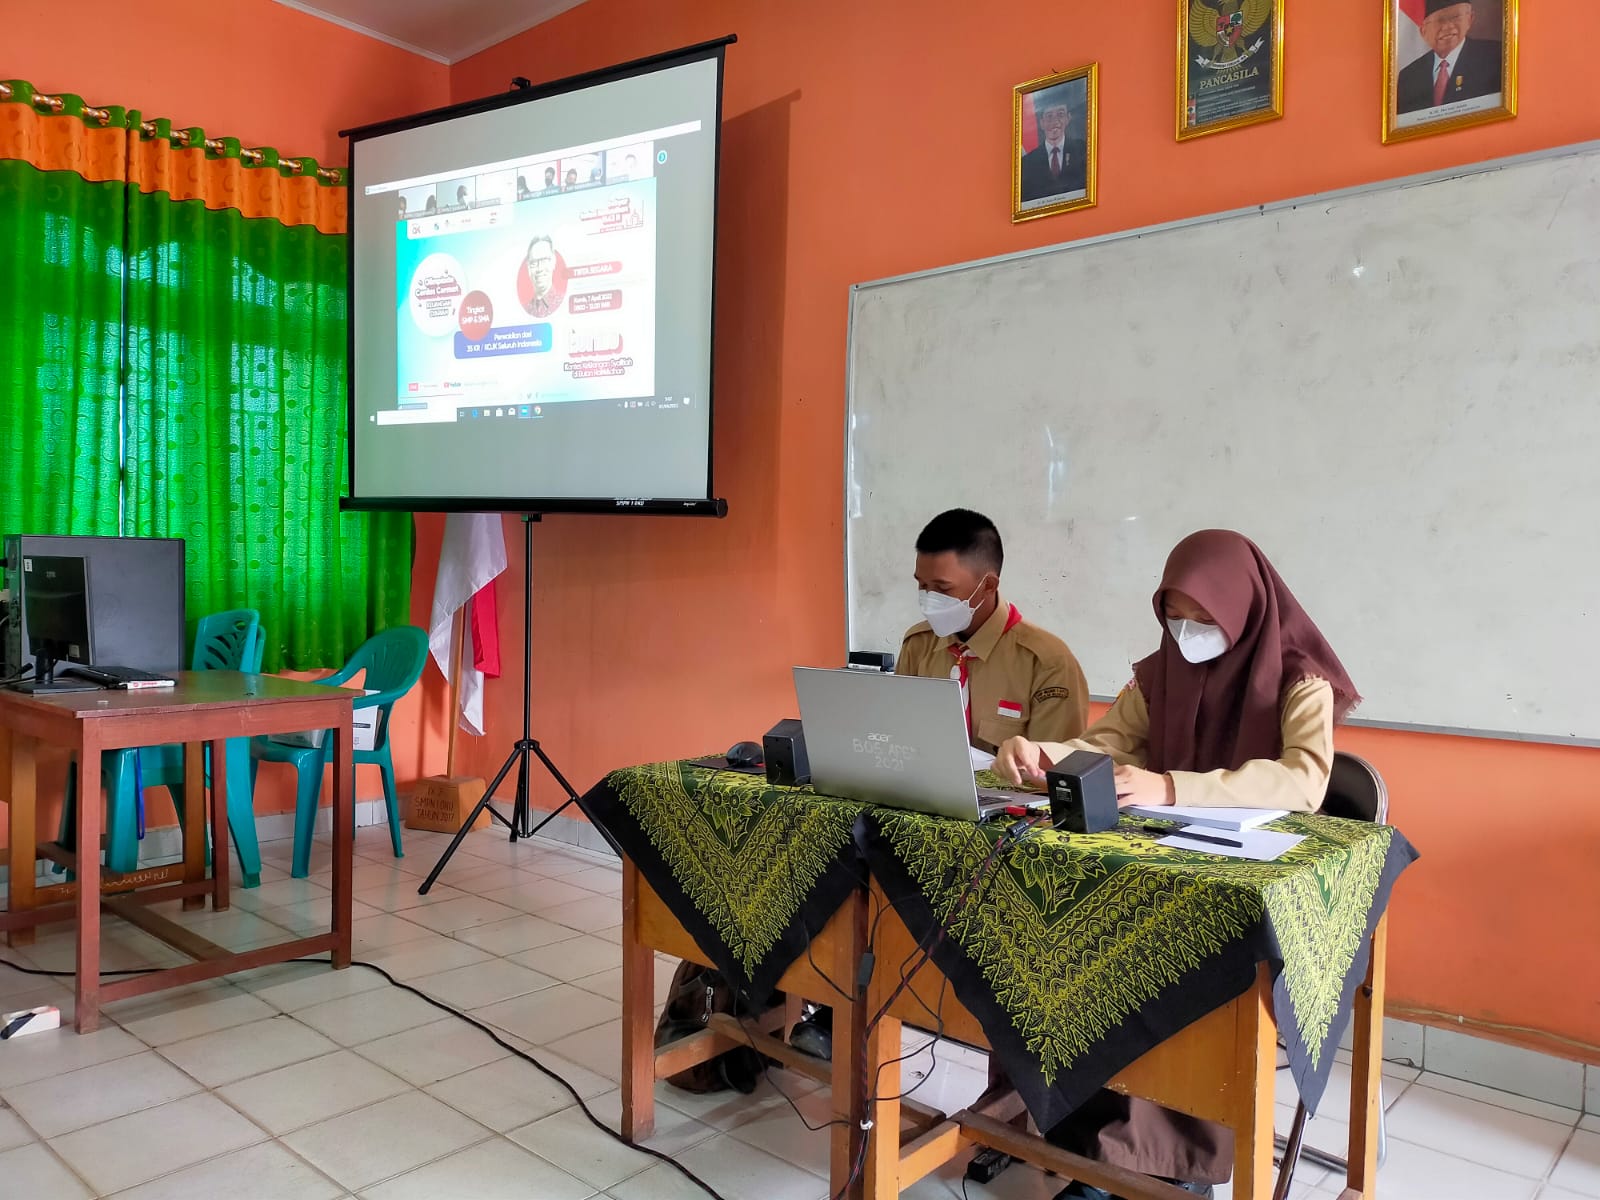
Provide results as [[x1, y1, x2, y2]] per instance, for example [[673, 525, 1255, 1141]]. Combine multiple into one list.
[[250, 626, 427, 879], [59, 610, 263, 884]]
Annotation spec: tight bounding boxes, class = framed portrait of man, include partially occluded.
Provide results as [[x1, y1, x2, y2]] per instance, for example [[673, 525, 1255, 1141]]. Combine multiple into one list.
[[1013, 64, 1098, 223], [1384, 0, 1517, 143], [1177, 0, 1284, 140]]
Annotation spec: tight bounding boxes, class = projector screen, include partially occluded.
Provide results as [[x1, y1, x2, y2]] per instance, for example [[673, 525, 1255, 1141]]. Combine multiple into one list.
[[344, 39, 729, 515]]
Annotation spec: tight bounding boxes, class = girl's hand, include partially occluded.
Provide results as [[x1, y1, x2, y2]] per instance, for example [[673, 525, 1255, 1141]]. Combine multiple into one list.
[[1113, 764, 1175, 808], [996, 737, 1050, 787]]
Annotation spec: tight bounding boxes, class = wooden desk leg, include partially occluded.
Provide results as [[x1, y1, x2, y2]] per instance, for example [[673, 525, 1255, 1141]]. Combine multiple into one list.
[[1231, 966, 1277, 1200], [5, 729, 37, 949], [181, 742, 207, 912], [859, 885, 903, 1200], [620, 860, 656, 1141], [1346, 916, 1388, 1197], [829, 890, 867, 1194], [75, 732, 103, 1033], [330, 720, 354, 969], [208, 738, 231, 910]]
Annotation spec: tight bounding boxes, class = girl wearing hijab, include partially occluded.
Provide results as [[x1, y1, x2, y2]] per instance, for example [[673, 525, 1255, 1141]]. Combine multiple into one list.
[[995, 528, 1360, 1199]]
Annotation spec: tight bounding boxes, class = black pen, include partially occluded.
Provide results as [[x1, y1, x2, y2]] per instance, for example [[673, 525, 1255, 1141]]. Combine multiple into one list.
[[1144, 824, 1243, 849]]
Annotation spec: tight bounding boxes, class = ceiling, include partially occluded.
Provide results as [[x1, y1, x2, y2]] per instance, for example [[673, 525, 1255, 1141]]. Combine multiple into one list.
[[273, 0, 592, 65]]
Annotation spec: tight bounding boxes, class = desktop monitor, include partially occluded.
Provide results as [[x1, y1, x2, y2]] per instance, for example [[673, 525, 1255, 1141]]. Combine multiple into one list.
[[20, 554, 94, 688]]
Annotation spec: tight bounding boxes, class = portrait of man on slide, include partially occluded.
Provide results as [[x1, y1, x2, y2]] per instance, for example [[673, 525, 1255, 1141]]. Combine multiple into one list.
[[1395, 0, 1504, 115], [521, 235, 566, 319]]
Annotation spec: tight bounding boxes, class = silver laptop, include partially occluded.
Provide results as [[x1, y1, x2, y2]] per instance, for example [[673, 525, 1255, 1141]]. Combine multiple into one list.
[[792, 667, 1041, 821]]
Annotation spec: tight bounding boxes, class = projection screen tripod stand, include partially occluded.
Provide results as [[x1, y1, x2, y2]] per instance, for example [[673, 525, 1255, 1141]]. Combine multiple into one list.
[[419, 514, 582, 895]]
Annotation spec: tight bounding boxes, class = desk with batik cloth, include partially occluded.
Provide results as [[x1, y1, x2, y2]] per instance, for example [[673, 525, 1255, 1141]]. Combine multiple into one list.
[[582, 762, 1415, 1200]]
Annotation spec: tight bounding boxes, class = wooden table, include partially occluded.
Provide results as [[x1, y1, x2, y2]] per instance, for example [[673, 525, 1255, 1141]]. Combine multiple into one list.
[[0, 672, 356, 1032], [616, 863, 1387, 1200]]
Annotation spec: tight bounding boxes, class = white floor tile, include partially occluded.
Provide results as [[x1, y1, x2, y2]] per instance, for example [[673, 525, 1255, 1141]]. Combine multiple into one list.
[[424, 1056, 578, 1131], [354, 1016, 511, 1086], [350, 913, 437, 952], [0, 1105, 34, 1153], [0, 1025, 144, 1089], [410, 957, 559, 1009], [49, 1093, 266, 1195], [1360, 1136, 1541, 1200], [480, 876, 593, 914], [1548, 1128, 1600, 1196], [540, 894, 626, 933], [614, 1131, 828, 1200], [360, 935, 493, 981], [511, 934, 622, 982], [1416, 1069, 1585, 1125], [473, 982, 622, 1045], [159, 1015, 340, 1087], [352, 876, 467, 912], [584, 1086, 721, 1156], [108, 980, 278, 1046], [359, 1135, 595, 1200], [725, 1084, 837, 1176], [294, 986, 444, 1046], [218, 1049, 412, 1134], [506, 1104, 665, 1190], [282, 1091, 491, 1191], [236, 961, 389, 1012], [400, 895, 527, 935], [1385, 1082, 1573, 1177], [0, 1141, 93, 1199], [4, 1050, 199, 1137], [542, 1019, 625, 1083], [451, 913, 583, 956], [107, 1139, 345, 1200]]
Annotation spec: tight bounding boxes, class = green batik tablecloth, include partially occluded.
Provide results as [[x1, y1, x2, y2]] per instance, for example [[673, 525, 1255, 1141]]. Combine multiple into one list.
[[578, 761, 866, 1008], [860, 795, 1416, 1135]]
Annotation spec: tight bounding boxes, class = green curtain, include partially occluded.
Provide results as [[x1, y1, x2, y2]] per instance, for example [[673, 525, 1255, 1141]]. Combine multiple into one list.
[[0, 158, 124, 538], [121, 189, 411, 671]]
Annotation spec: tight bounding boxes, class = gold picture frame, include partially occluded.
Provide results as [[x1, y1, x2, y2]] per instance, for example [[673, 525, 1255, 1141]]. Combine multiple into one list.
[[1012, 64, 1099, 223], [1176, 0, 1285, 141], [1383, 0, 1517, 143]]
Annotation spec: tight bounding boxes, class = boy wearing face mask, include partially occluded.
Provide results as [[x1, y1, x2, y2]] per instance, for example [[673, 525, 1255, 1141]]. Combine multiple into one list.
[[896, 509, 1089, 754]]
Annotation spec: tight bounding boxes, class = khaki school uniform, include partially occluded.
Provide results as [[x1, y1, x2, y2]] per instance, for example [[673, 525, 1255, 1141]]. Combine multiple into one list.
[[896, 597, 1089, 753], [1037, 674, 1336, 1182], [1036, 676, 1336, 811]]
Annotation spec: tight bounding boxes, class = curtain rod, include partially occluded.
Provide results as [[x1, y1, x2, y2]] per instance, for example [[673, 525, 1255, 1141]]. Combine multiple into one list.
[[3, 85, 339, 182]]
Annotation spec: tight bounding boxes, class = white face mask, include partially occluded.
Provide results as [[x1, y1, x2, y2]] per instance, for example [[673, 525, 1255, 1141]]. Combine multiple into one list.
[[919, 578, 989, 639], [1167, 617, 1229, 664]]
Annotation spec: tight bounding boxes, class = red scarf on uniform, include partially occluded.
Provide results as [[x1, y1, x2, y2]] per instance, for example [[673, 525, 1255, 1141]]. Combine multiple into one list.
[[1132, 530, 1359, 773]]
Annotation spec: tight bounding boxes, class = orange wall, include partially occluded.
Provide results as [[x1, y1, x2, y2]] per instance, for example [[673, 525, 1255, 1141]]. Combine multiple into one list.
[[443, 0, 1600, 1059], [5, 0, 451, 826]]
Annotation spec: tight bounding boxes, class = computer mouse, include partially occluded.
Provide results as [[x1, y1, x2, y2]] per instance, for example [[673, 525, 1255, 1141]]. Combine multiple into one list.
[[726, 740, 764, 769]]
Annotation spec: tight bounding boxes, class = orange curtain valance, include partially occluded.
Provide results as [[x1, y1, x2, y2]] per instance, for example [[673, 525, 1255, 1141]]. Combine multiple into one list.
[[1, 80, 347, 234]]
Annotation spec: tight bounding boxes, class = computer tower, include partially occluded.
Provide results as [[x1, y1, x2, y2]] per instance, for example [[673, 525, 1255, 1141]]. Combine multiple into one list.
[[2, 535, 186, 677]]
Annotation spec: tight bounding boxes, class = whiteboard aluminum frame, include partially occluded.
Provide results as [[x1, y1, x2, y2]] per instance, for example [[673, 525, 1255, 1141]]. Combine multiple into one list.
[[843, 136, 1600, 748]]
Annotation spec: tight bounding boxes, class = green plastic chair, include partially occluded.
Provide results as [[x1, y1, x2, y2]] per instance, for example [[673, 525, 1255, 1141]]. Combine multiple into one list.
[[250, 626, 427, 879], [60, 610, 264, 884]]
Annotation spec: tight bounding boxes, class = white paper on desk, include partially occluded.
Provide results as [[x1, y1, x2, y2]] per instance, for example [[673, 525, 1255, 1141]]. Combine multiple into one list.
[[969, 746, 997, 771], [1157, 829, 1305, 861], [1126, 804, 1287, 831]]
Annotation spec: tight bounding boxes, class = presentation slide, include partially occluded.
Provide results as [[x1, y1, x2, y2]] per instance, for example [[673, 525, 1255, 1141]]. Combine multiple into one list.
[[348, 49, 724, 510]]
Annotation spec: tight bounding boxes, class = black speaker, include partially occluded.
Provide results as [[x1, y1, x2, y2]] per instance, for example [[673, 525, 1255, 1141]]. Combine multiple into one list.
[[1046, 751, 1120, 834], [764, 718, 810, 787]]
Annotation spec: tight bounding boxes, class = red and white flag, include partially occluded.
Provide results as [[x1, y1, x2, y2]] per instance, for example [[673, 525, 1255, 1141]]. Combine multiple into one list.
[[997, 700, 1023, 720], [429, 513, 506, 736], [1396, 0, 1430, 69]]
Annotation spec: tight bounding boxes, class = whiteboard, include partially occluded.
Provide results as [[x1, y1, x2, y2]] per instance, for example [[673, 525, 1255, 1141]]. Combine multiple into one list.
[[846, 141, 1600, 743]]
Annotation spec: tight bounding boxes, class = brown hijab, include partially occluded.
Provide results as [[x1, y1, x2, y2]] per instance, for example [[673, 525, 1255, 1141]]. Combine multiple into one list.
[[1132, 530, 1359, 774]]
